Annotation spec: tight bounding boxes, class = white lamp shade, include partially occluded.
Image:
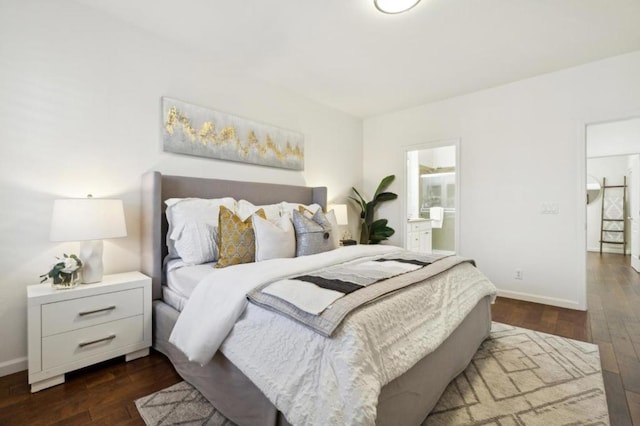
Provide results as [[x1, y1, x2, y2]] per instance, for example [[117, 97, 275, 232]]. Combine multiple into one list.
[[374, 0, 421, 14], [50, 198, 127, 242], [328, 204, 349, 226]]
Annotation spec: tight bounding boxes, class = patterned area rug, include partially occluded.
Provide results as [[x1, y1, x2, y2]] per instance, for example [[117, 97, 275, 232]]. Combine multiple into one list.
[[136, 322, 609, 425]]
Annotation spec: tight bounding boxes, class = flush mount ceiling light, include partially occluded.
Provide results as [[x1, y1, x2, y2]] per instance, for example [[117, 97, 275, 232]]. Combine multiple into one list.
[[374, 0, 421, 14]]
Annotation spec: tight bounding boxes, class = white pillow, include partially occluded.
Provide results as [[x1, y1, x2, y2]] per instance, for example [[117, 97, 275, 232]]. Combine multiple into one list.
[[172, 222, 218, 265], [165, 197, 237, 263], [238, 199, 281, 222], [252, 215, 296, 261], [279, 202, 322, 219]]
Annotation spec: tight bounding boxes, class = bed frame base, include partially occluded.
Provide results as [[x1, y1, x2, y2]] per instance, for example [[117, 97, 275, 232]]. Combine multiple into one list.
[[153, 297, 491, 426]]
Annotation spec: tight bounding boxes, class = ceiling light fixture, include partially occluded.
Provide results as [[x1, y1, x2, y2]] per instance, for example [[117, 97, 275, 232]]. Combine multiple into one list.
[[374, 0, 421, 14]]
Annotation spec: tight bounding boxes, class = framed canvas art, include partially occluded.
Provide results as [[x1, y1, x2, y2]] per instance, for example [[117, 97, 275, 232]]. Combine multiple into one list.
[[162, 97, 304, 170]]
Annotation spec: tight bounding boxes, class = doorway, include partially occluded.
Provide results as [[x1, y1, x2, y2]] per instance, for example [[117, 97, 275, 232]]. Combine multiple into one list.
[[585, 117, 640, 272], [404, 139, 459, 255]]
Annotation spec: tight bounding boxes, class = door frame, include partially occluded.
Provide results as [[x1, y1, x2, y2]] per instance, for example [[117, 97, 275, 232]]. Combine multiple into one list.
[[402, 138, 461, 253], [627, 157, 640, 271], [578, 113, 640, 311]]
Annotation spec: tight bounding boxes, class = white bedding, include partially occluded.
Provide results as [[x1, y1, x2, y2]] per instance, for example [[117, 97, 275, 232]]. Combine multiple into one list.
[[170, 245, 397, 363], [170, 245, 497, 425], [165, 258, 216, 300], [162, 285, 188, 312]]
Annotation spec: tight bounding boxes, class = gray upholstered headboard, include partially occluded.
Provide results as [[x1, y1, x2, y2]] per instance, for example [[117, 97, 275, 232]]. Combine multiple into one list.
[[141, 171, 327, 300]]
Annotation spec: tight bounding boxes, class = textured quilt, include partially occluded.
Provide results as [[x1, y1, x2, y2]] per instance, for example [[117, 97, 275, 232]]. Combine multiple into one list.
[[248, 252, 476, 336]]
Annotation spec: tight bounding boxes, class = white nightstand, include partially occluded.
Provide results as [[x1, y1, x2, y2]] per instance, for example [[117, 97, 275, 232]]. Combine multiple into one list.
[[27, 271, 152, 392]]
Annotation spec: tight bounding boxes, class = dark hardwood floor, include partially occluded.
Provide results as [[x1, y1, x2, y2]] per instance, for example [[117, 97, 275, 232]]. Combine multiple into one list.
[[1, 252, 639, 424], [587, 252, 640, 426], [0, 351, 181, 425]]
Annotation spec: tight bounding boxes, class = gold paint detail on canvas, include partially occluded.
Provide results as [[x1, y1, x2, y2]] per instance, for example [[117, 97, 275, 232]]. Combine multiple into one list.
[[164, 106, 303, 161]]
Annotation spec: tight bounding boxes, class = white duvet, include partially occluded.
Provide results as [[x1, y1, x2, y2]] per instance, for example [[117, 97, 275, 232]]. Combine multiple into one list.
[[170, 245, 497, 425]]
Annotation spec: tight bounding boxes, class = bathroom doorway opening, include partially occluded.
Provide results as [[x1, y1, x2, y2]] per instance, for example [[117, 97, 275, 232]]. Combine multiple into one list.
[[404, 139, 459, 255]]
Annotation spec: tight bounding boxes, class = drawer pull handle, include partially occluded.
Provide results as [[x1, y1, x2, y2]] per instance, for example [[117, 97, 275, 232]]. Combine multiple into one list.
[[78, 306, 116, 316], [78, 334, 116, 348]]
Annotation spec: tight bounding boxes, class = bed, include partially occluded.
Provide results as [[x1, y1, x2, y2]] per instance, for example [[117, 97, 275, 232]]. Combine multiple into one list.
[[141, 171, 495, 426]]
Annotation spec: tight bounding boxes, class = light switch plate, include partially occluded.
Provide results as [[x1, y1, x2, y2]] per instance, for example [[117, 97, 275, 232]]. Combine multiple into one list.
[[540, 202, 559, 214]]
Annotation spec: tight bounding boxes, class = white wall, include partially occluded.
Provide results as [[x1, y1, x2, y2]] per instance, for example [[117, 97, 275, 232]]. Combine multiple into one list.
[[364, 50, 640, 310], [586, 156, 630, 253], [587, 117, 640, 157], [0, 0, 363, 374]]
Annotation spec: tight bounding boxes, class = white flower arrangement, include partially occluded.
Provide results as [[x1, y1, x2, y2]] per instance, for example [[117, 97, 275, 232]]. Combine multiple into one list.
[[40, 254, 83, 286]]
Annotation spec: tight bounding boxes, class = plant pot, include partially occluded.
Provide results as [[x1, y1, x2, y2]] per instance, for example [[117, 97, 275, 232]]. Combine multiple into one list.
[[51, 271, 80, 290]]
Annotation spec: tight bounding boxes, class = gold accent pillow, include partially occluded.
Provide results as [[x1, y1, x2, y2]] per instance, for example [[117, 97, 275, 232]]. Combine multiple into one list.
[[298, 205, 319, 218], [216, 206, 266, 268]]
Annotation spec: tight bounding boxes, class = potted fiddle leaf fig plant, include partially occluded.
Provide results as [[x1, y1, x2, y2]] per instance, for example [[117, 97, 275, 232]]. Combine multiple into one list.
[[350, 175, 398, 244]]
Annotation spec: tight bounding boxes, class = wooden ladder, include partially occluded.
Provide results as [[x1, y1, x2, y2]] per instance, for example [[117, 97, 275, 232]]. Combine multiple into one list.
[[600, 176, 627, 255]]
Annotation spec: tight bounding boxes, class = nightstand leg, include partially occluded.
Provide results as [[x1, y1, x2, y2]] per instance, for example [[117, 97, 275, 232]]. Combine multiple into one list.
[[31, 374, 65, 393], [125, 347, 149, 362]]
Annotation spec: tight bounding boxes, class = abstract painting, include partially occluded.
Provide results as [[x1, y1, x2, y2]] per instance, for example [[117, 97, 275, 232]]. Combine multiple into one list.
[[162, 97, 304, 170]]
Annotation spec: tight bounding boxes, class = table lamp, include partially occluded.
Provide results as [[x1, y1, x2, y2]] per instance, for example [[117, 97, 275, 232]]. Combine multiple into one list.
[[49, 195, 127, 284], [328, 204, 354, 244], [329, 204, 349, 227]]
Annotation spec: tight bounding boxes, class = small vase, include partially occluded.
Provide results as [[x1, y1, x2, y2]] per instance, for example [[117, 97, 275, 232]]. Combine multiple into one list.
[[51, 271, 80, 290]]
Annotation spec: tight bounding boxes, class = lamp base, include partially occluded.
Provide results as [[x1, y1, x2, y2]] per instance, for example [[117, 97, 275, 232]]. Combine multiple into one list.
[[80, 240, 104, 284]]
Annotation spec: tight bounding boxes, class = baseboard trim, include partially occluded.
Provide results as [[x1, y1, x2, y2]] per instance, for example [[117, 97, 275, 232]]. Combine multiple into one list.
[[0, 356, 27, 377], [497, 289, 585, 311]]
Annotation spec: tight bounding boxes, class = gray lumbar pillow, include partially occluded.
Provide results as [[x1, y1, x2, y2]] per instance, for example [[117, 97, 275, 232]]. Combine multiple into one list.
[[292, 209, 337, 256]]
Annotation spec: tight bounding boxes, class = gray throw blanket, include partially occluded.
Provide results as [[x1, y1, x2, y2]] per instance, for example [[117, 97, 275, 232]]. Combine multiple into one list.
[[247, 252, 475, 336]]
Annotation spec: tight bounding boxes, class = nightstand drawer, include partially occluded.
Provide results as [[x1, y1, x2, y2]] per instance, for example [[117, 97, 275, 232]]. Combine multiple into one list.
[[41, 288, 143, 337], [41, 315, 143, 370]]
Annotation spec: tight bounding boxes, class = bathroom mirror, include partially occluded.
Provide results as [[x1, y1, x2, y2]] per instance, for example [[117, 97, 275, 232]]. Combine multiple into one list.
[[586, 175, 601, 204]]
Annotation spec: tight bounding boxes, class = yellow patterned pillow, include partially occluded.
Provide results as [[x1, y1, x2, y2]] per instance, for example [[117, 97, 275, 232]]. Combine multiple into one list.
[[216, 206, 266, 268]]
